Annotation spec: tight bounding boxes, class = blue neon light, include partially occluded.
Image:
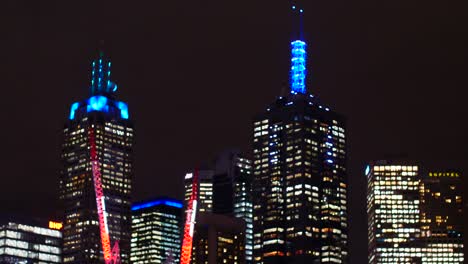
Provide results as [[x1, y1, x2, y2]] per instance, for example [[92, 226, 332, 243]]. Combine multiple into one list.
[[87, 95, 108, 112], [290, 40, 307, 94], [132, 199, 183, 211], [69, 102, 80, 120], [116, 101, 129, 119]]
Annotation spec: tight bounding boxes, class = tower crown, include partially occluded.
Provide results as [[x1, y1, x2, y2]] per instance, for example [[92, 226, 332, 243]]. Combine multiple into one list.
[[290, 4, 307, 95], [90, 51, 118, 96]]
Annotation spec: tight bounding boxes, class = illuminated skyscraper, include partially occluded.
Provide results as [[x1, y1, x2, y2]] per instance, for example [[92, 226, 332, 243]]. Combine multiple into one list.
[[366, 161, 422, 263], [130, 197, 183, 263], [60, 52, 134, 263], [0, 217, 62, 263], [184, 169, 214, 213], [252, 5, 347, 263], [420, 171, 464, 263]]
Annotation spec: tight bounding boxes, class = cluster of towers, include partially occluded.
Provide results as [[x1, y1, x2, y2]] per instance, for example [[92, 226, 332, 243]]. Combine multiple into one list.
[[0, 2, 463, 264]]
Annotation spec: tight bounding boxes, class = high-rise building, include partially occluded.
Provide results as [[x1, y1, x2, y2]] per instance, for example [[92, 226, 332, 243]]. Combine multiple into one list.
[[184, 169, 214, 213], [213, 150, 253, 263], [0, 216, 62, 263], [420, 171, 464, 263], [366, 162, 422, 263], [130, 197, 183, 264], [251, 5, 347, 264], [60, 52, 134, 263], [191, 212, 246, 264]]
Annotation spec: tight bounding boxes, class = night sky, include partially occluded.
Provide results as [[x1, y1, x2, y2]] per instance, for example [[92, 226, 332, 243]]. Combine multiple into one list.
[[2, 0, 468, 263]]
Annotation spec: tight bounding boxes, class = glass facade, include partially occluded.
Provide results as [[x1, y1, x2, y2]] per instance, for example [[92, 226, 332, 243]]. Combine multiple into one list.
[[130, 198, 183, 263], [366, 163, 422, 263], [367, 163, 465, 264], [252, 94, 347, 264], [0, 221, 62, 263], [60, 53, 134, 263]]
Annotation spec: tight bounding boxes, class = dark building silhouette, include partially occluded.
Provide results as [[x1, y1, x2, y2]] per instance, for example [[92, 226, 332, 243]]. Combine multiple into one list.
[[191, 212, 246, 264], [213, 150, 253, 263], [420, 171, 464, 263]]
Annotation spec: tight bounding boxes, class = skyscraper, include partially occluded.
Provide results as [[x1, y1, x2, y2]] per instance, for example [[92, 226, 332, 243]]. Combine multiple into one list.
[[130, 197, 183, 264], [252, 5, 347, 263], [420, 171, 464, 263], [0, 216, 62, 263], [60, 52, 134, 263], [190, 212, 246, 264], [213, 150, 253, 263], [366, 162, 422, 263], [184, 169, 214, 213]]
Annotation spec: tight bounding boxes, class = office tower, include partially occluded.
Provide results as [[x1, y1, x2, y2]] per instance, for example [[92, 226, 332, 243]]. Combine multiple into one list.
[[213, 150, 253, 263], [60, 52, 134, 263], [251, 5, 347, 264], [366, 162, 422, 263], [420, 171, 464, 263], [130, 197, 183, 264], [191, 212, 246, 264], [0, 217, 62, 263], [184, 170, 214, 213]]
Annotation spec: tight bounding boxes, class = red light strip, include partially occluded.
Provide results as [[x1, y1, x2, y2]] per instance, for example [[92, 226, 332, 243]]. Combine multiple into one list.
[[180, 169, 199, 264], [89, 127, 120, 264]]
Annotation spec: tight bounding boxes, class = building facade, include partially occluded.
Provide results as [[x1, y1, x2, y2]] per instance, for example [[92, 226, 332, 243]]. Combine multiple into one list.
[[191, 212, 246, 264], [130, 197, 183, 264], [213, 150, 254, 263], [366, 162, 422, 263], [60, 52, 134, 263], [184, 170, 214, 214], [420, 171, 464, 263], [0, 218, 62, 263], [252, 30, 347, 264]]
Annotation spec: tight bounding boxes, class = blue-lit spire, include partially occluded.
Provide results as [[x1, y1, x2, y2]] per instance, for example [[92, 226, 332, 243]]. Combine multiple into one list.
[[290, 3, 307, 94], [90, 51, 118, 96]]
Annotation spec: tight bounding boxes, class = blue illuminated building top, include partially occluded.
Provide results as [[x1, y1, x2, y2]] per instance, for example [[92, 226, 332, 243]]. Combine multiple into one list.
[[290, 40, 307, 94], [132, 198, 183, 211], [289, 4, 307, 94], [91, 51, 117, 96], [68, 52, 130, 121]]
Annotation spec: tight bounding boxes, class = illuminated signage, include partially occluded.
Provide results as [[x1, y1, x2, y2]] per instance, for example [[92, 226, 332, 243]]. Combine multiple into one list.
[[49, 221, 63, 230], [428, 172, 460, 178]]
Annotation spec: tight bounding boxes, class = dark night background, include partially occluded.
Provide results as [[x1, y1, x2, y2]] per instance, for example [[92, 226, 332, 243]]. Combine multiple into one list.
[[1, 0, 468, 263]]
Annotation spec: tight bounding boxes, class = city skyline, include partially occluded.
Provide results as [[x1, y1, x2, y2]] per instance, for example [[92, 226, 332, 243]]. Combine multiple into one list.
[[1, 1, 467, 263]]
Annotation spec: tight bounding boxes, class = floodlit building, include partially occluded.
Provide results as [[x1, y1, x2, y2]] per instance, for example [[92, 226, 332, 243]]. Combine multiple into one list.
[[130, 197, 183, 264], [191, 212, 246, 264], [366, 162, 422, 263], [60, 52, 134, 263], [0, 217, 62, 263], [420, 171, 464, 263], [252, 6, 347, 264]]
